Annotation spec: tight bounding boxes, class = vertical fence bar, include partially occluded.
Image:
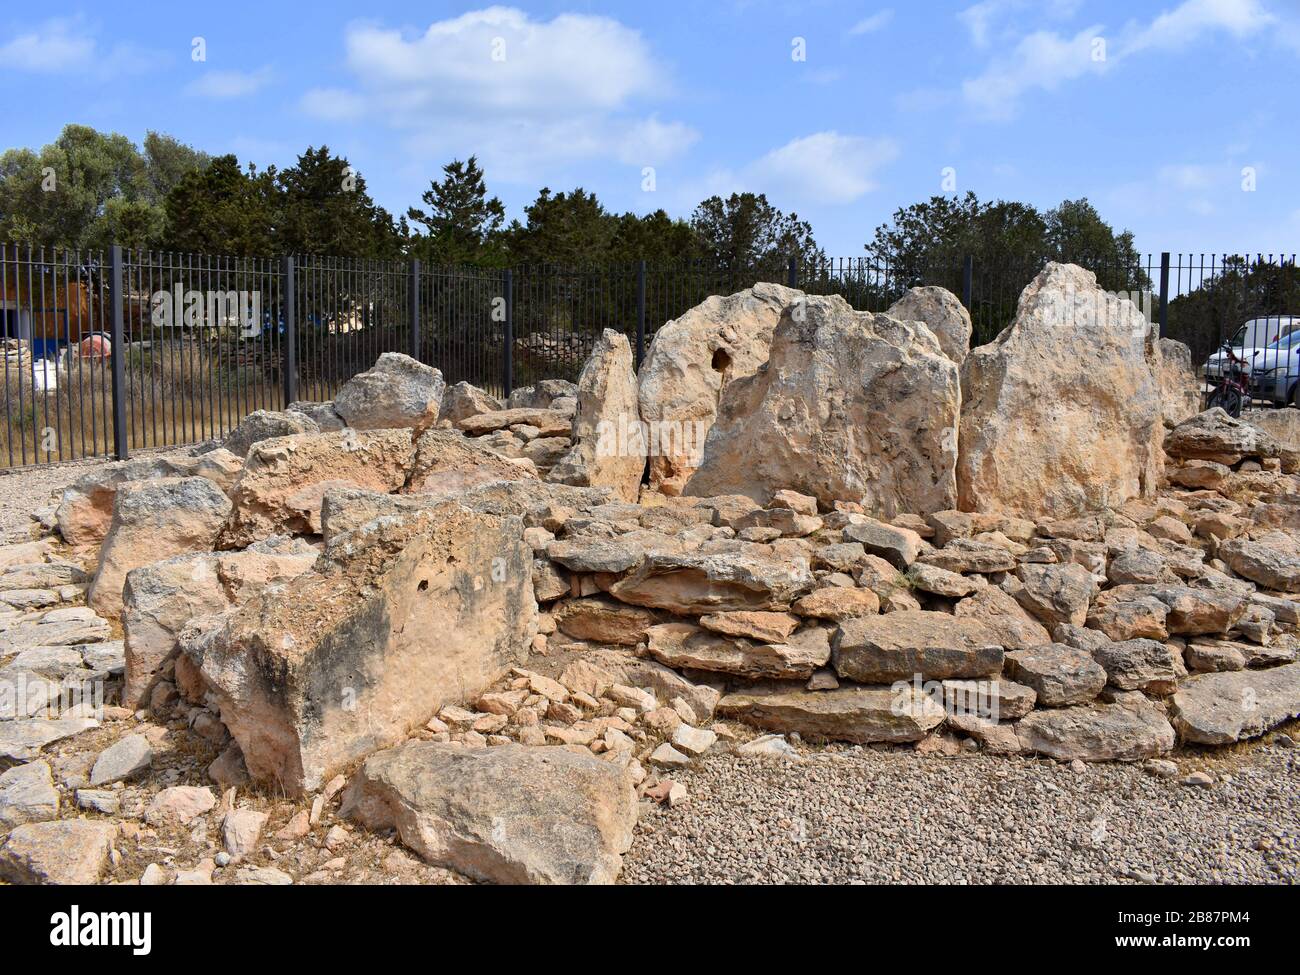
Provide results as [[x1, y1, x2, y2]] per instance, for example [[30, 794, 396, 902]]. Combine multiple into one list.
[[502, 268, 514, 397], [635, 260, 646, 370], [282, 256, 297, 406], [409, 259, 421, 361], [1158, 252, 1170, 339], [787, 256, 798, 289], [108, 245, 128, 460], [961, 254, 974, 311]]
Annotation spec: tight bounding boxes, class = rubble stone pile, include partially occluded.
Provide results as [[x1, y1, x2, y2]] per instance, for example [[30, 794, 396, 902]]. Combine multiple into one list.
[[1, 262, 1298, 885]]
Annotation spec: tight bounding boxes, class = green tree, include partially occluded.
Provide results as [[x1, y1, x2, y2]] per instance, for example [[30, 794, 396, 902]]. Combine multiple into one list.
[[163, 155, 276, 256], [607, 209, 703, 264], [690, 192, 823, 271], [407, 156, 505, 265], [504, 188, 616, 265], [274, 146, 402, 258], [0, 125, 209, 250]]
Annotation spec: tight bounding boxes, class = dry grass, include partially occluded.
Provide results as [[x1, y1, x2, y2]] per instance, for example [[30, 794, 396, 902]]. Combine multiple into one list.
[[0, 339, 281, 468]]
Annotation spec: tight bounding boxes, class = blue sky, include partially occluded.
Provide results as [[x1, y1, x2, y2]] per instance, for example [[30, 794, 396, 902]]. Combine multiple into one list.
[[3, 0, 1299, 257]]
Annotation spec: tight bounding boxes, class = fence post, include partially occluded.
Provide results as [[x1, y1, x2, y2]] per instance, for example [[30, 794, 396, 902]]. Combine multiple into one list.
[[1158, 252, 1171, 339], [961, 255, 973, 311], [635, 260, 646, 370], [282, 256, 298, 407], [108, 244, 128, 461], [409, 258, 421, 361], [787, 256, 798, 289], [502, 268, 514, 398]]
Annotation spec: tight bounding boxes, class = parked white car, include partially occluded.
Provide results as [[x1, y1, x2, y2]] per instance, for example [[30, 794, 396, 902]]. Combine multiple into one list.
[[1204, 316, 1300, 380], [1250, 333, 1300, 405]]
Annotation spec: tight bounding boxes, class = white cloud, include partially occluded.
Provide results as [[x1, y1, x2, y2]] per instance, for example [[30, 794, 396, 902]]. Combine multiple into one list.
[[849, 10, 894, 36], [691, 132, 900, 208], [301, 7, 694, 173], [958, 0, 1081, 48], [962, 25, 1108, 120], [961, 0, 1277, 119], [0, 17, 159, 78], [185, 67, 272, 99]]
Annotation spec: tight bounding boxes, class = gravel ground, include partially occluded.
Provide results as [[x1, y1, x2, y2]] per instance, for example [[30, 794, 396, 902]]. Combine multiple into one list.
[[0, 445, 208, 544], [622, 736, 1300, 884]]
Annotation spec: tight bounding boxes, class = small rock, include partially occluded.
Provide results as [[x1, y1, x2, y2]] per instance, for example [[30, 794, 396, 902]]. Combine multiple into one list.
[[89, 733, 153, 786]]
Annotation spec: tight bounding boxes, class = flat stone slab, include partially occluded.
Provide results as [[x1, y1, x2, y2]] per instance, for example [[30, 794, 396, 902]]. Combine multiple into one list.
[[716, 685, 946, 744], [832, 610, 1003, 683], [1170, 662, 1300, 744], [0, 718, 98, 768]]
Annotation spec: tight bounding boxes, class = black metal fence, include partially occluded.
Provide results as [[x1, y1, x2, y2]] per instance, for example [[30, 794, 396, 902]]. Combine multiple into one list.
[[1, 243, 1296, 469]]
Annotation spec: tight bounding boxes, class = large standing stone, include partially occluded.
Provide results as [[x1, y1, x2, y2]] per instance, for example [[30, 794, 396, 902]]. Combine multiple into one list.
[[333, 352, 445, 433], [182, 502, 536, 795], [220, 429, 415, 546], [832, 610, 1003, 683], [1016, 700, 1175, 761], [88, 477, 232, 618], [957, 263, 1164, 519], [716, 685, 946, 744], [1170, 663, 1300, 744], [0, 820, 118, 884], [886, 286, 972, 365], [551, 329, 645, 504], [638, 283, 799, 495], [342, 741, 637, 884], [1156, 338, 1203, 428], [685, 294, 960, 516], [122, 537, 319, 707]]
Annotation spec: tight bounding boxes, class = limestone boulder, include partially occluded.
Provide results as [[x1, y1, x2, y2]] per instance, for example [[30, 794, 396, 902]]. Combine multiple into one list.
[[121, 536, 318, 707], [1016, 700, 1175, 761], [1156, 338, 1203, 428], [832, 610, 1003, 683], [1003, 644, 1107, 707], [608, 550, 814, 614], [638, 283, 799, 494], [550, 329, 645, 503], [886, 285, 972, 365], [342, 741, 636, 884], [1164, 408, 1282, 464], [0, 819, 118, 885], [404, 429, 537, 499], [88, 477, 232, 618], [218, 409, 319, 458], [182, 502, 536, 795], [645, 621, 830, 679], [716, 685, 946, 744], [1219, 533, 1300, 593], [220, 429, 415, 547], [55, 453, 236, 548], [287, 400, 346, 431], [333, 352, 445, 433], [1170, 663, 1300, 744], [508, 379, 577, 411], [440, 382, 503, 426], [953, 586, 1051, 650], [685, 294, 960, 516], [957, 262, 1163, 519]]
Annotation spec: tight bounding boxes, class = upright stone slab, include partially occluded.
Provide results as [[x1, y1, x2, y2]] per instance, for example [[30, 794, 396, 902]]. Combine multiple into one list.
[[685, 294, 960, 516], [957, 263, 1164, 519], [887, 286, 972, 365], [551, 329, 645, 503], [638, 283, 799, 495]]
